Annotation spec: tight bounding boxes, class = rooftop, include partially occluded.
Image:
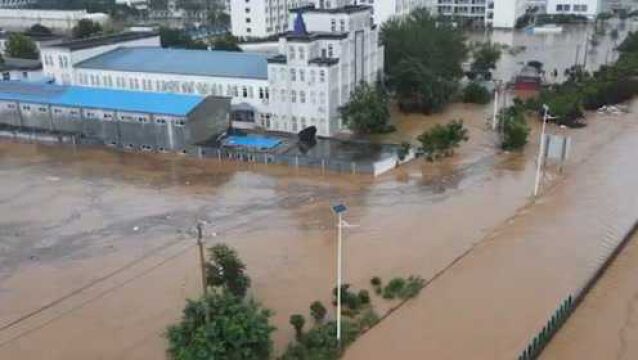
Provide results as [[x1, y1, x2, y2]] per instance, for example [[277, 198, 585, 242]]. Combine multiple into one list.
[[75, 47, 269, 80], [0, 81, 204, 116], [290, 4, 373, 15], [44, 31, 158, 51]]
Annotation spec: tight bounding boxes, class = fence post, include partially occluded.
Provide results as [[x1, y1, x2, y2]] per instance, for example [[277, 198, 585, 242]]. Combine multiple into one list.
[[295, 155, 299, 169], [321, 159, 325, 174], [217, 149, 221, 161], [351, 162, 356, 175]]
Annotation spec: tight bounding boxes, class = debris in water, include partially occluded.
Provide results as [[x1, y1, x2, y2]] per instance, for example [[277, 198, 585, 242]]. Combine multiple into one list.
[[133, 226, 140, 232]]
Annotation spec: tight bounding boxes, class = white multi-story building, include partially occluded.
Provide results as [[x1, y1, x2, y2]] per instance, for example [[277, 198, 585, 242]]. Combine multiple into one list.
[[266, 5, 383, 135], [0, 0, 36, 8], [436, 0, 531, 29], [546, 0, 601, 18], [230, 0, 311, 38], [40, 31, 160, 85], [311, 0, 433, 25], [43, 4, 383, 137], [0, 9, 110, 33]]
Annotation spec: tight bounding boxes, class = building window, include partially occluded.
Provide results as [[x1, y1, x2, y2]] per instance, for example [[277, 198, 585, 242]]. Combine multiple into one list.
[[300, 91, 306, 103], [299, 69, 305, 82], [319, 70, 325, 83], [331, 18, 336, 32], [242, 86, 248, 98], [298, 46, 305, 60], [290, 68, 296, 81], [291, 90, 297, 103]]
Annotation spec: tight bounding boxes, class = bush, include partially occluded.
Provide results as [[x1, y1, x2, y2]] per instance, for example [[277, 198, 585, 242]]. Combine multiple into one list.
[[358, 290, 370, 305], [383, 278, 406, 299], [310, 301, 327, 323], [280, 321, 360, 360], [462, 82, 491, 104], [167, 292, 274, 360], [340, 82, 391, 134], [417, 119, 469, 160], [400, 276, 426, 299], [357, 309, 380, 330], [370, 277, 382, 287], [500, 105, 530, 151]]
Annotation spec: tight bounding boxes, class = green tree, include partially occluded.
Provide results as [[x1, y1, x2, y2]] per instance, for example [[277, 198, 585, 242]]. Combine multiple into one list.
[[462, 82, 491, 104], [5, 33, 39, 59], [72, 19, 102, 39], [340, 82, 391, 134], [213, 34, 241, 51], [382, 8, 467, 113], [205, 243, 251, 298], [27, 24, 52, 36], [471, 42, 502, 75], [289, 314, 305, 340], [167, 292, 275, 360], [309, 301, 327, 323], [417, 120, 469, 160], [160, 27, 207, 49]]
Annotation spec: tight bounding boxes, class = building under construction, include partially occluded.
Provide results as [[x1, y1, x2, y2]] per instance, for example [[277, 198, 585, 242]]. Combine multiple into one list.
[[0, 81, 230, 152]]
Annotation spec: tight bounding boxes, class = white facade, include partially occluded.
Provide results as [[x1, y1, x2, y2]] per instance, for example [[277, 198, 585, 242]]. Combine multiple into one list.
[[310, 0, 432, 25], [44, 6, 383, 137], [0, 0, 36, 8], [265, 6, 383, 135], [0, 9, 110, 33], [230, 0, 311, 38], [546, 0, 601, 18], [436, 0, 531, 29], [40, 33, 160, 85]]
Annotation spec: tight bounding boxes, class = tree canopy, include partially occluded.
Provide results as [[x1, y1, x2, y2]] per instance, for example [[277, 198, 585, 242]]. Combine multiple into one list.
[[167, 292, 275, 360], [5, 34, 39, 60], [160, 27, 208, 49], [212, 34, 241, 51], [205, 243, 251, 298], [26, 24, 52, 36], [417, 120, 469, 160], [381, 9, 467, 113], [72, 19, 103, 39], [340, 82, 391, 134], [471, 42, 502, 75]]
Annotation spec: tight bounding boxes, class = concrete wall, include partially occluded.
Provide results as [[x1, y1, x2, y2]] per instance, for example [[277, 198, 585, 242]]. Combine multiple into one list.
[[0, 9, 109, 33]]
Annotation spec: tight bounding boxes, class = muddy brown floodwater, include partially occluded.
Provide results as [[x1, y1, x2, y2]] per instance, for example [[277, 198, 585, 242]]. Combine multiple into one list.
[[0, 99, 635, 359], [540, 230, 638, 360]]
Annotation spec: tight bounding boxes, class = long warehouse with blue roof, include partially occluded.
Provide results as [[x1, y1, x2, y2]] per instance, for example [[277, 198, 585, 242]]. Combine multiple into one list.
[[0, 81, 231, 152]]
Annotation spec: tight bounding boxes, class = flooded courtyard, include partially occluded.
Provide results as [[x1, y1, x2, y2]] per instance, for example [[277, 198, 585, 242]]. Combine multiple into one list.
[[0, 24, 637, 360]]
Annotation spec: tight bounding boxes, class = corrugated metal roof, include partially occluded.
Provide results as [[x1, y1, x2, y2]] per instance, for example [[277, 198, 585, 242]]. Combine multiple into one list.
[[0, 81, 203, 116], [75, 47, 269, 80]]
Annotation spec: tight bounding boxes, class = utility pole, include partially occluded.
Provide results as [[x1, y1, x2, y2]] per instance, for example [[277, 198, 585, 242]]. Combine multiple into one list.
[[196, 222, 208, 296]]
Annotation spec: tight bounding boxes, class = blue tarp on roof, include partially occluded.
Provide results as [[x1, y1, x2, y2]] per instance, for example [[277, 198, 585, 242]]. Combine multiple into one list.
[[75, 47, 269, 80], [0, 81, 204, 116]]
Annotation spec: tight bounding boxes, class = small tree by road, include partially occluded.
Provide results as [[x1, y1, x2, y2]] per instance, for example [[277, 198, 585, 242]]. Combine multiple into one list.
[[471, 42, 502, 76], [417, 120, 469, 160], [167, 292, 275, 360], [72, 19, 102, 39], [340, 82, 391, 134], [5, 33, 39, 59], [205, 243, 251, 298]]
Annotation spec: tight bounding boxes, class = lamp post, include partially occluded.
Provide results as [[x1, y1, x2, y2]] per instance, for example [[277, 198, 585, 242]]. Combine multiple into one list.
[[331, 203, 347, 343], [534, 105, 550, 197]]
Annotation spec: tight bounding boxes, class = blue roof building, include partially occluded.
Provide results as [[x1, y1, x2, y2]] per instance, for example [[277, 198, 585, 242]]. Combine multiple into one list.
[[0, 81, 204, 116], [75, 47, 269, 80]]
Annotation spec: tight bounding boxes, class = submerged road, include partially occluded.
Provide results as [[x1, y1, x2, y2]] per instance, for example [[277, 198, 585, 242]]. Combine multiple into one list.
[[346, 121, 638, 359]]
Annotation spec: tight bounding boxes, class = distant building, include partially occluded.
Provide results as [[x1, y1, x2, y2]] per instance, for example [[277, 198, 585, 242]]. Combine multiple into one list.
[[0, 81, 230, 152], [0, 0, 36, 8], [115, 0, 149, 11], [230, 0, 311, 38], [40, 31, 160, 85], [435, 0, 535, 29], [0, 9, 110, 33], [0, 57, 44, 81], [545, 0, 602, 18]]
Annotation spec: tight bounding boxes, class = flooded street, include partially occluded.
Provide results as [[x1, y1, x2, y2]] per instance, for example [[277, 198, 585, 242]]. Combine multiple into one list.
[[0, 23, 636, 359], [540, 230, 638, 360]]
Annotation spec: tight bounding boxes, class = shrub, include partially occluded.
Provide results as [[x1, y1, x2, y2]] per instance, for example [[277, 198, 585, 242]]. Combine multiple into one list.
[[309, 301, 327, 323], [383, 278, 406, 299], [358, 309, 380, 330], [370, 277, 382, 287], [167, 292, 274, 360], [399, 276, 426, 299], [499, 105, 530, 151], [280, 321, 360, 360], [462, 82, 491, 104], [358, 290, 370, 305], [417, 120, 469, 160]]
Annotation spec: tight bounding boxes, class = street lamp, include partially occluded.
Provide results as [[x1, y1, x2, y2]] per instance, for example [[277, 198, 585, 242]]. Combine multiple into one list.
[[534, 104, 557, 197], [331, 203, 347, 343]]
